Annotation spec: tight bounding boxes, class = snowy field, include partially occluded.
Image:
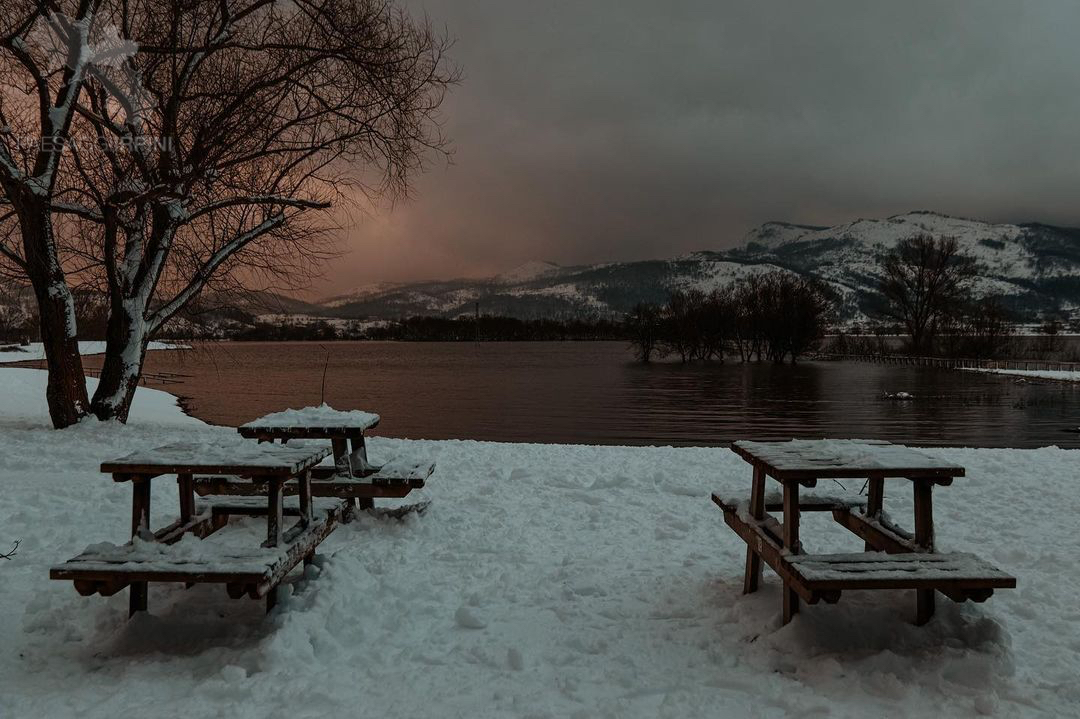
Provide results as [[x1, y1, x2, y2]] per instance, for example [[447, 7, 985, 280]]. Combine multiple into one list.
[[962, 367, 1080, 383], [0, 341, 180, 364], [1, 367, 1078, 718]]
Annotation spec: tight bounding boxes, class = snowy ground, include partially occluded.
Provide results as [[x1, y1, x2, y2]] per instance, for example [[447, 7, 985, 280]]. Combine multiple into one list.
[[962, 367, 1080, 383], [0, 341, 180, 364], [1, 367, 1078, 718]]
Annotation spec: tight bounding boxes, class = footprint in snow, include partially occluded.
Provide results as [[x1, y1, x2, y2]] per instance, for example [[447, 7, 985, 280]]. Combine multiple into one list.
[[455, 606, 487, 629]]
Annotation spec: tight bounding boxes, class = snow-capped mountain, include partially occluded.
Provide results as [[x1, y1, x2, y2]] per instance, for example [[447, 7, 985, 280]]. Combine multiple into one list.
[[729, 210, 1080, 322], [318, 211, 1080, 324]]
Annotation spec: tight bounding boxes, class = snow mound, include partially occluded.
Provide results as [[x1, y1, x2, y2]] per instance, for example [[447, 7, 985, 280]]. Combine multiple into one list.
[[240, 403, 381, 429], [0, 367, 199, 428]]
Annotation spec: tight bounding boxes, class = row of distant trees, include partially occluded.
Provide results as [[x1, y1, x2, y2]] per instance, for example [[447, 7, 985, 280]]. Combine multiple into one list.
[[366, 315, 623, 341], [626, 272, 834, 364], [626, 233, 1075, 365]]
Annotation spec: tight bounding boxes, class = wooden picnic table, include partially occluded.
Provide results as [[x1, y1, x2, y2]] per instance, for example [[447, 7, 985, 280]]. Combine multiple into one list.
[[239, 406, 382, 477], [51, 441, 337, 616], [714, 439, 1015, 625], [234, 407, 433, 513]]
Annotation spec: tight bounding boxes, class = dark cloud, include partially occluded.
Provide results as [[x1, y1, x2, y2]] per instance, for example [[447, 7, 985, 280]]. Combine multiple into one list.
[[323, 0, 1080, 292]]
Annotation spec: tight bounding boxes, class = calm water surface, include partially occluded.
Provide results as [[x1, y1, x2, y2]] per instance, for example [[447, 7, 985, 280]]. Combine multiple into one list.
[[124, 341, 1080, 448]]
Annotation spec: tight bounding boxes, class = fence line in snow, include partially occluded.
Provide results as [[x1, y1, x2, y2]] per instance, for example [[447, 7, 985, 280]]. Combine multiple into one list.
[[813, 353, 1080, 373]]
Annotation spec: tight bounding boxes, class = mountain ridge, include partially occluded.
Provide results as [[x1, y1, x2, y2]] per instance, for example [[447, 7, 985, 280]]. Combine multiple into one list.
[[313, 210, 1080, 324]]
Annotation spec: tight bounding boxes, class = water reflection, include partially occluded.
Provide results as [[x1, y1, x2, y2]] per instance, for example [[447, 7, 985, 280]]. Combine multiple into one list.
[[117, 341, 1080, 448]]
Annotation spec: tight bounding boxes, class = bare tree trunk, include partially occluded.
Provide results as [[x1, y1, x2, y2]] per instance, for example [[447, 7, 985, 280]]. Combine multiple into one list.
[[18, 198, 89, 428], [90, 297, 147, 422]]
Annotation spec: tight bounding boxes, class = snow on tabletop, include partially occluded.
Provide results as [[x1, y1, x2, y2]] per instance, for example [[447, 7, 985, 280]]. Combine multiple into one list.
[[240, 403, 381, 431], [102, 438, 330, 472], [734, 439, 964, 473]]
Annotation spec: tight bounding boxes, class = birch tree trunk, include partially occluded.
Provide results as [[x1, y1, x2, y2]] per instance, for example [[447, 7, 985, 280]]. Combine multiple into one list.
[[90, 297, 148, 422], [16, 193, 89, 428]]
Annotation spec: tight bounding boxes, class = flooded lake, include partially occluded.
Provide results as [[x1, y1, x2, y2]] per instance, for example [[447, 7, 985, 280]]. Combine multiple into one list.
[[117, 341, 1080, 448]]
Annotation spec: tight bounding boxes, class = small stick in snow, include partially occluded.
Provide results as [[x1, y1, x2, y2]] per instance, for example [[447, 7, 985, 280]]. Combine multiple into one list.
[[1, 540, 19, 560], [319, 345, 330, 405]]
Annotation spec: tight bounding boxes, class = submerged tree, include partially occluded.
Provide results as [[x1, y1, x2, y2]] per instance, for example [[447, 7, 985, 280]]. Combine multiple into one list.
[[626, 301, 663, 362], [878, 234, 974, 354], [939, 297, 1015, 359], [630, 272, 833, 365]]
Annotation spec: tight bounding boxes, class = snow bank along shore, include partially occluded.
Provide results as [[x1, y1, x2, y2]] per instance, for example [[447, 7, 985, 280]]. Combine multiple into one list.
[[0, 341, 181, 365], [1, 366, 1078, 718], [962, 366, 1080, 383]]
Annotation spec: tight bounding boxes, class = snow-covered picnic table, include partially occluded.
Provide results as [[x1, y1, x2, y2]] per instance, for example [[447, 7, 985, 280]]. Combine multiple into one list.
[[714, 439, 1015, 625], [240, 405, 382, 475], [235, 405, 434, 512], [51, 441, 340, 616]]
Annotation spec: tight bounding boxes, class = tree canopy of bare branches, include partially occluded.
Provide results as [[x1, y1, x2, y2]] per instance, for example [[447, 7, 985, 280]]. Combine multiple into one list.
[[877, 235, 974, 354], [1, 0, 456, 425], [0, 1, 104, 426], [627, 272, 835, 364]]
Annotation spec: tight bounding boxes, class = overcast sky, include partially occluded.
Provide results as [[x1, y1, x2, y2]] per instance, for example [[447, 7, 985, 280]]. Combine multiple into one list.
[[322, 0, 1080, 294]]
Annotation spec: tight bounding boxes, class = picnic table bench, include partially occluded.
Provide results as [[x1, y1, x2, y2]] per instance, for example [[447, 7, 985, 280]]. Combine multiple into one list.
[[50, 441, 340, 616], [229, 406, 434, 515], [713, 439, 1016, 625]]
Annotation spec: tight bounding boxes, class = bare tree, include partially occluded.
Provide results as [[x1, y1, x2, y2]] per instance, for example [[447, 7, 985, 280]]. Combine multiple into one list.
[[878, 234, 973, 354], [626, 301, 662, 363], [938, 297, 1015, 359], [662, 288, 706, 362], [7, 0, 455, 422], [641, 273, 832, 365], [0, 2, 104, 427]]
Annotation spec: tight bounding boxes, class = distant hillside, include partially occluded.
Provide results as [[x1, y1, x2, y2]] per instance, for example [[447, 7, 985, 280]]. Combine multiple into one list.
[[318, 211, 1080, 324]]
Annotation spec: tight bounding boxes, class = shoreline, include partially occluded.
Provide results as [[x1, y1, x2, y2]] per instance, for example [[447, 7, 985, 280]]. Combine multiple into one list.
[[0, 374, 1075, 717]]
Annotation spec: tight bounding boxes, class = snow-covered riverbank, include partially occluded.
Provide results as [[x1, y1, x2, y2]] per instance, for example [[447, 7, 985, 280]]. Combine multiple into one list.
[[0, 341, 183, 365], [962, 366, 1080, 383], [1, 366, 1077, 718]]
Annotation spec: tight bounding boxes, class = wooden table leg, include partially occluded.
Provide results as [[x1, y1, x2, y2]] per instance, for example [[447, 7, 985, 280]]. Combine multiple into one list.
[[177, 473, 194, 523], [264, 477, 284, 548], [743, 465, 766, 594], [348, 434, 371, 472], [782, 481, 800, 625], [348, 434, 374, 509], [914, 479, 935, 625], [865, 472, 884, 551], [297, 470, 313, 528], [331, 437, 351, 475], [130, 475, 151, 616]]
